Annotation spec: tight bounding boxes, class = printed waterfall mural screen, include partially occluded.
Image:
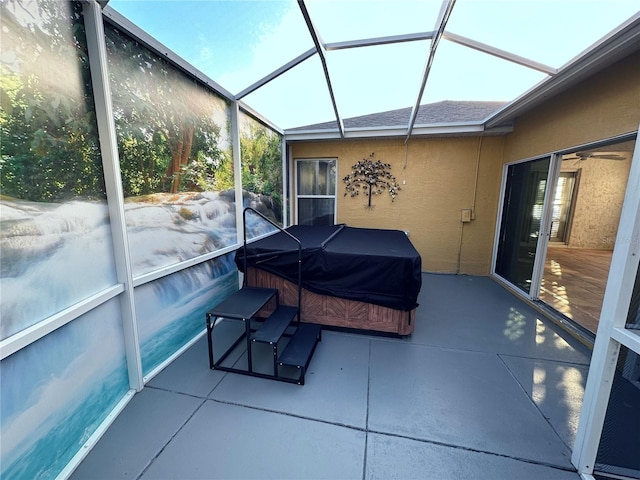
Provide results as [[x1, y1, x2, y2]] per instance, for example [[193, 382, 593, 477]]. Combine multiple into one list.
[[239, 110, 284, 239], [1, 1, 288, 478], [104, 22, 237, 277], [0, 0, 117, 339], [0, 3, 126, 479], [1, 300, 130, 480]]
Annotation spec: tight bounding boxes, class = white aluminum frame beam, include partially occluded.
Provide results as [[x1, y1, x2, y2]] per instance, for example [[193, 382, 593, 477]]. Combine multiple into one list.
[[82, 0, 143, 391], [325, 31, 435, 51], [238, 101, 285, 135], [486, 13, 640, 129], [236, 48, 317, 100], [406, 0, 456, 141], [298, 0, 344, 138], [102, 6, 236, 102], [572, 129, 640, 476], [443, 32, 557, 75]]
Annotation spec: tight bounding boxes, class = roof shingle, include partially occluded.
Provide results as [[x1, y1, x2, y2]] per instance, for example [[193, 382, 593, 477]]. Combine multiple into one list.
[[286, 100, 508, 132]]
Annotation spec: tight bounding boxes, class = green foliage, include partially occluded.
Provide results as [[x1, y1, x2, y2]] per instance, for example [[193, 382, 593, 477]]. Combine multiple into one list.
[[0, 1, 236, 203], [0, 0, 105, 202], [343, 152, 401, 208], [240, 119, 283, 219], [105, 24, 233, 197]]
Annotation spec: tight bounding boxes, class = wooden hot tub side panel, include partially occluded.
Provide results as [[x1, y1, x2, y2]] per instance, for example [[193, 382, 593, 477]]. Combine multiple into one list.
[[246, 267, 415, 336]]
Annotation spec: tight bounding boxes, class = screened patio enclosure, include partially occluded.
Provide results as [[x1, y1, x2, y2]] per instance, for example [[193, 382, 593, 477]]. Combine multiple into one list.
[[1, 1, 639, 480]]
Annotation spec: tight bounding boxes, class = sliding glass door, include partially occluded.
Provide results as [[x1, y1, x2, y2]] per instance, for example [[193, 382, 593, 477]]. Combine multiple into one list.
[[495, 157, 551, 293]]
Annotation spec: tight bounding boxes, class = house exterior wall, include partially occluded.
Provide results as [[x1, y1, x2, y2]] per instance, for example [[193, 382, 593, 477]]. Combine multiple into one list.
[[502, 52, 639, 253], [290, 136, 505, 275], [289, 52, 640, 275], [502, 52, 640, 162]]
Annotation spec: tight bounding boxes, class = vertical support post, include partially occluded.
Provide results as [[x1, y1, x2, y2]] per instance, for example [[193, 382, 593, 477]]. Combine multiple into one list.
[[289, 146, 296, 226], [572, 129, 640, 475], [206, 314, 214, 369], [82, 0, 143, 391], [231, 100, 244, 288], [281, 136, 288, 228]]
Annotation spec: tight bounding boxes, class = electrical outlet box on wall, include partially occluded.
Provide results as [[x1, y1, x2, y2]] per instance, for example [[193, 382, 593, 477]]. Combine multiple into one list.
[[461, 209, 472, 223]]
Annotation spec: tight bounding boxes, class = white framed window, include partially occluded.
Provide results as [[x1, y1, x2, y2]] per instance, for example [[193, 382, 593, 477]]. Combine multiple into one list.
[[295, 158, 337, 225]]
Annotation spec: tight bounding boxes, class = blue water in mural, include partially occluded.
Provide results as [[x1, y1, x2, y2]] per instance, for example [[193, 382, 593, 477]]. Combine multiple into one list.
[[2, 365, 129, 480], [137, 258, 239, 375], [0, 191, 278, 479], [0, 300, 129, 480]]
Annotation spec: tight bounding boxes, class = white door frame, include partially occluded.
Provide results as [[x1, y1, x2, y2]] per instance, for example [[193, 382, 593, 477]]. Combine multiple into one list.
[[572, 128, 640, 477]]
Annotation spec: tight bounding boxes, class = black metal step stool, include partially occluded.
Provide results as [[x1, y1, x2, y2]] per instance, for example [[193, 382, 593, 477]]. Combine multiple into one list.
[[278, 323, 322, 385], [250, 305, 299, 379], [206, 207, 322, 385]]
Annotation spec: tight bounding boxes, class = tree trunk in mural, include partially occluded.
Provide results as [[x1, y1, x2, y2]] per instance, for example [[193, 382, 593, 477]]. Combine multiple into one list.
[[164, 124, 195, 193]]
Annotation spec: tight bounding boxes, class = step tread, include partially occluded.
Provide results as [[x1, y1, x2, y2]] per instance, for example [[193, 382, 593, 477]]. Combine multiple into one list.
[[251, 305, 299, 344], [207, 287, 278, 319], [278, 323, 322, 367]]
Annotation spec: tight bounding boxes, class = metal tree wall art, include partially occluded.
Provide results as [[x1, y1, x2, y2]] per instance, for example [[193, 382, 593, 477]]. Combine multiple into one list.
[[343, 153, 401, 208]]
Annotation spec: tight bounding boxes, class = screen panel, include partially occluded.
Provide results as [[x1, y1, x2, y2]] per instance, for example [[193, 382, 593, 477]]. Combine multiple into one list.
[[104, 23, 236, 277], [134, 253, 239, 376], [0, 0, 117, 340], [595, 344, 640, 478], [239, 111, 283, 239], [0, 299, 129, 480]]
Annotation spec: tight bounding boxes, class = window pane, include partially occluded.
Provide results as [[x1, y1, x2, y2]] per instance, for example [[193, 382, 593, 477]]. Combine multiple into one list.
[[319, 160, 337, 195], [297, 159, 336, 195], [298, 198, 335, 226], [297, 160, 317, 195]]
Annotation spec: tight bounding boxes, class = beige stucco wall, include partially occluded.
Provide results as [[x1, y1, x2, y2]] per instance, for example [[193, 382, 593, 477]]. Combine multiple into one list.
[[288, 52, 640, 275], [290, 136, 505, 274], [502, 52, 639, 253], [502, 52, 640, 162], [560, 156, 632, 250]]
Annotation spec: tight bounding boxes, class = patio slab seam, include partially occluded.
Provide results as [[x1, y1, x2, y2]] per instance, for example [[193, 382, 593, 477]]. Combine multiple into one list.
[[498, 352, 591, 367], [145, 378, 226, 400], [368, 335, 590, 365], [497, 353, 574, 450], [205, 397, 370, 433], [136, 397, 208, 480], [365, 428, 579, 475]]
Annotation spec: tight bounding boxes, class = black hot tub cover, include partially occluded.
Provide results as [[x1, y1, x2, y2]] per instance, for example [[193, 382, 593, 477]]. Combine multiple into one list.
[[235, 225, 422, 311]]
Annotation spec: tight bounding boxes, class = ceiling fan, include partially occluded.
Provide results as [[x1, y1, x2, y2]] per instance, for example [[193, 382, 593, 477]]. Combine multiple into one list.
[[564, 151, 626, 163]]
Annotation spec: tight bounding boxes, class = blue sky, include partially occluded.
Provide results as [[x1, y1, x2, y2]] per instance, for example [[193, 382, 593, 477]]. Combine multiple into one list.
[[108, 0, 639, 129]]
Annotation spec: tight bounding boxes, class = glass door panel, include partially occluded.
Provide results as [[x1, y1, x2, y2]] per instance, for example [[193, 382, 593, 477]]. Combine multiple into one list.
[[495, 157, 551, 293]]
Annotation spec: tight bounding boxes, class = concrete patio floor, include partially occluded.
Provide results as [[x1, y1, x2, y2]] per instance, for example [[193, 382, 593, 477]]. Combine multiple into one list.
[[71, 274, 592, 479]]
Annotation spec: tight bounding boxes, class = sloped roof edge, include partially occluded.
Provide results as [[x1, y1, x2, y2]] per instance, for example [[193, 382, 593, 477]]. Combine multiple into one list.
[[285, 13, 640, 141], [285, 100, 506, 134], [486, 13, 640, 128], [285, 120, 513, 142]]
